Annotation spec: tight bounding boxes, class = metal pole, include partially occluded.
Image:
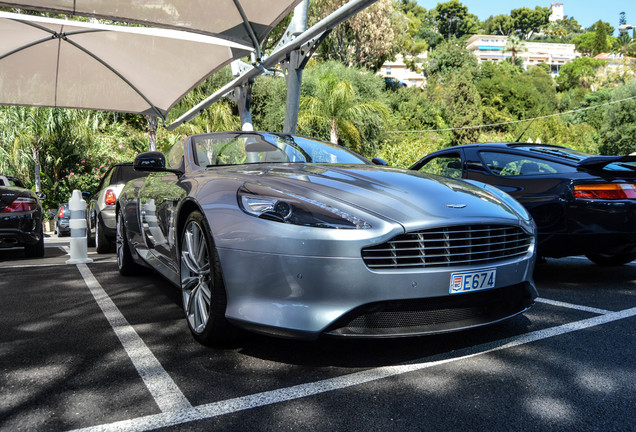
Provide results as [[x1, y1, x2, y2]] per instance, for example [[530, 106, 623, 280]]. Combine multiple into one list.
[[283, 0, 309, 134], [166, 0, 378, 131]]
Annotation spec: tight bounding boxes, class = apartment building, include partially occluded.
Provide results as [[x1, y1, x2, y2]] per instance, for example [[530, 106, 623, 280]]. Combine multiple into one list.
[[377, 54, 426, 88], [465, 35, 579, 74]]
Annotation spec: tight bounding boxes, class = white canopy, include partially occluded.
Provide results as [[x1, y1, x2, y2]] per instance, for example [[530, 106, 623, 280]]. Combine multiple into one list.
[[0, 11, 252, 118], [0, 0, 302, 46]]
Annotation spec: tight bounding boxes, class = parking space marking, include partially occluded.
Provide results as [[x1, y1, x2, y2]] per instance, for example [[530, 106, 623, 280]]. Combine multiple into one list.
[[75, 263, 192, 413], [535, 297, 612, 315], [68, 306, 636, 432]]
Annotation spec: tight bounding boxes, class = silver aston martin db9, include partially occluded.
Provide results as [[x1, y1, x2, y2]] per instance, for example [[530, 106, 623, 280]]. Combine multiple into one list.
[[117, 132, 538, 345]]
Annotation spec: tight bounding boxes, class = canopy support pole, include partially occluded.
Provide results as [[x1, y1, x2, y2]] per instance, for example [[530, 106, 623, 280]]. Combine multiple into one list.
[[165, 0, 378, 131], [228, 81, 254, 132], [281, 0, 309, 134]]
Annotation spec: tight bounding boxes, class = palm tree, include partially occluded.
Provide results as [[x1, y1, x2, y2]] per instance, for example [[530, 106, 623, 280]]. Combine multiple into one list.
[[505, 35, 526, 66], [298, 73, 389, 152]]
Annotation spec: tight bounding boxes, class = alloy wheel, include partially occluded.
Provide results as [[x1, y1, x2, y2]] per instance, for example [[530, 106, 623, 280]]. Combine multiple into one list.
[[181, 220, 212, 334]]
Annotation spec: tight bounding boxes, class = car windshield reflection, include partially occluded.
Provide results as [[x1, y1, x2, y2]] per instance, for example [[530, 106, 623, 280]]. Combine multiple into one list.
[[191, 132, 369, 167]]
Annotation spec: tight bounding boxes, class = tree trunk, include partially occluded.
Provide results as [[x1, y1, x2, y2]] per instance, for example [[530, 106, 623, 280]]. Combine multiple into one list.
[[32, 146, 41, 193], [330, 118, 338, 144], [146, 115, 158, 152]]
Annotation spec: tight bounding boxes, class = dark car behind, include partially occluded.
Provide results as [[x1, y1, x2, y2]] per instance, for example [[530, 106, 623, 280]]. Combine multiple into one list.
[[54, 203, 71, 237], [0, 175, 45, 257], [410, 143, 636, 265]]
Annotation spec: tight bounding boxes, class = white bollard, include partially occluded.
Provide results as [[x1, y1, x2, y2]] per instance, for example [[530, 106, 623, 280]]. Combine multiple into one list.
[[66, 189, 93, 264]]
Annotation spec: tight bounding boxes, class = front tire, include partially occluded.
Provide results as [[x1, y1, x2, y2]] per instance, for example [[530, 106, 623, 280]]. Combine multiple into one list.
[[585, 252, 636, 266], [180, 211, 236, 346]]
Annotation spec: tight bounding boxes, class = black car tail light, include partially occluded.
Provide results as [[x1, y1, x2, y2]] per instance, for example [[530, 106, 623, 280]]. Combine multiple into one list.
[[58, 207, 65, 218], [574, 183, 636, 200], [2, 197, 37, 212], [104, 189, 117, 205]]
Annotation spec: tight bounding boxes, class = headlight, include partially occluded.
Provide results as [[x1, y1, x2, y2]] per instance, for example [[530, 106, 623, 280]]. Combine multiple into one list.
[[238, 184, 371, 229]]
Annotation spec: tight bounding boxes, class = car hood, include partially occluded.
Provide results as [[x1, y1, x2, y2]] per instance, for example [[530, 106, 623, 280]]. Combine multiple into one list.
[[211, 164, 529, 231]]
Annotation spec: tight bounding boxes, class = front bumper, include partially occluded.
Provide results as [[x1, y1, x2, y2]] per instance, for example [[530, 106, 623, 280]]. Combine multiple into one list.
[[218, 248, 537, 340]]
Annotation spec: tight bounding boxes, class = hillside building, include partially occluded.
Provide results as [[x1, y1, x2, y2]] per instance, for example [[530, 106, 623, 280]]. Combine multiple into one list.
[[377, 53, 426, 88], [465, 35, 579, 75], [549, 3, 564, 22]]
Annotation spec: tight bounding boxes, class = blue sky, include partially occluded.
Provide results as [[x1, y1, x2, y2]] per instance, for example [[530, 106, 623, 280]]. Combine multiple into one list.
[[417, 1, 636, 35]]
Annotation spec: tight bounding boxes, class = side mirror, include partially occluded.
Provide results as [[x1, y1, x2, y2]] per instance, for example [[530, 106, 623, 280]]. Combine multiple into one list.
[[134, 151, 167, 171], [372, 158, 388, 166], [82, 191, 91, 200], [36, 191, 46, 200]]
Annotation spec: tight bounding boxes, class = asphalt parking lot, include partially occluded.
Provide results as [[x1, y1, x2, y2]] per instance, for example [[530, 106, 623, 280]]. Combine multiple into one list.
[[1, 235, 635, 432]]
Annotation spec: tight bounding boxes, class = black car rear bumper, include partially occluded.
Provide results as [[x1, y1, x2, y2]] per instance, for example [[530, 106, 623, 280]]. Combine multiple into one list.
[[538, 200, 636, 257], [0, 213, 42, 248]]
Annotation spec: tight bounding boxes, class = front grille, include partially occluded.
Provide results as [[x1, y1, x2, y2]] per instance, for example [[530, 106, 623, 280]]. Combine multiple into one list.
[[362, 224, 532, 270], [324, 283, 534, 337]]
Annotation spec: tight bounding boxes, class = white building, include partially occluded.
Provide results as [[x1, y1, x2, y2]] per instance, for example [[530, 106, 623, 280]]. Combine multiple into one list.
[[377, 54, 426, 88], [465, 35, 579, 75], [549, 3, 564, 22]]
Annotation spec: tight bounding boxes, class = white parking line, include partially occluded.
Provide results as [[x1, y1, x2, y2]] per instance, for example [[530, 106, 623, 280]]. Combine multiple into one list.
[[68, 306, 636, 432], [535, 297, 612, 315], [75, 263, 192, 413]]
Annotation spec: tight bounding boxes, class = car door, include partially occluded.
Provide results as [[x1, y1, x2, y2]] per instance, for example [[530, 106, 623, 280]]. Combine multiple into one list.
[[138, 172, 185, 272], [464, 149, 575, 233]]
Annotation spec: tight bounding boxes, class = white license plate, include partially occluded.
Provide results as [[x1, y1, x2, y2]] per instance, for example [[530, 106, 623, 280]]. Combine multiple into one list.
[[450, 269, 496, 294]]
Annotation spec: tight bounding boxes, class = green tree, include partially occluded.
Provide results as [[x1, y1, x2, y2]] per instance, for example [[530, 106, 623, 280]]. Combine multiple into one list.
[[439, 73, 483, 145], [476, 63, 557, 129], [572, 32, 596, 56], [299, 77, 388, 151], [425, 38, 478, 78], [615, 33, 633, 55], [395, 0, 429, 56], [482, 14, 515, 36], [505, 35, 526, 65], [297, 61, 389, 154], [431, 0, 479, 41], [593, 20, 610, 55], [168, 67, 241, 134], [586, 20, 614, 36], [417, 26, 443, 50], [310, 0, 398, 70], [541, 16, 583, 42], [511, 6, 550, 39], [555, 57, 605, 91], [600, 80, 636, 155]]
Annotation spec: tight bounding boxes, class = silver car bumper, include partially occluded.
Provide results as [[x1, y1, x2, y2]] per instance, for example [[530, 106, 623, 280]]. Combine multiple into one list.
[[218, 247, 537, 340]]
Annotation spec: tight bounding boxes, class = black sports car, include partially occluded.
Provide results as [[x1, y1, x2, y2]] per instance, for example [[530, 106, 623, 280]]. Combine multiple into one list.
[[0, 175, 45, 257], [410, 143, 636, 265]]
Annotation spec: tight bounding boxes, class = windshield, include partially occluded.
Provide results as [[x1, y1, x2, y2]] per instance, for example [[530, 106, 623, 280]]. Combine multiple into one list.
[[191, 132, 369, 167]]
